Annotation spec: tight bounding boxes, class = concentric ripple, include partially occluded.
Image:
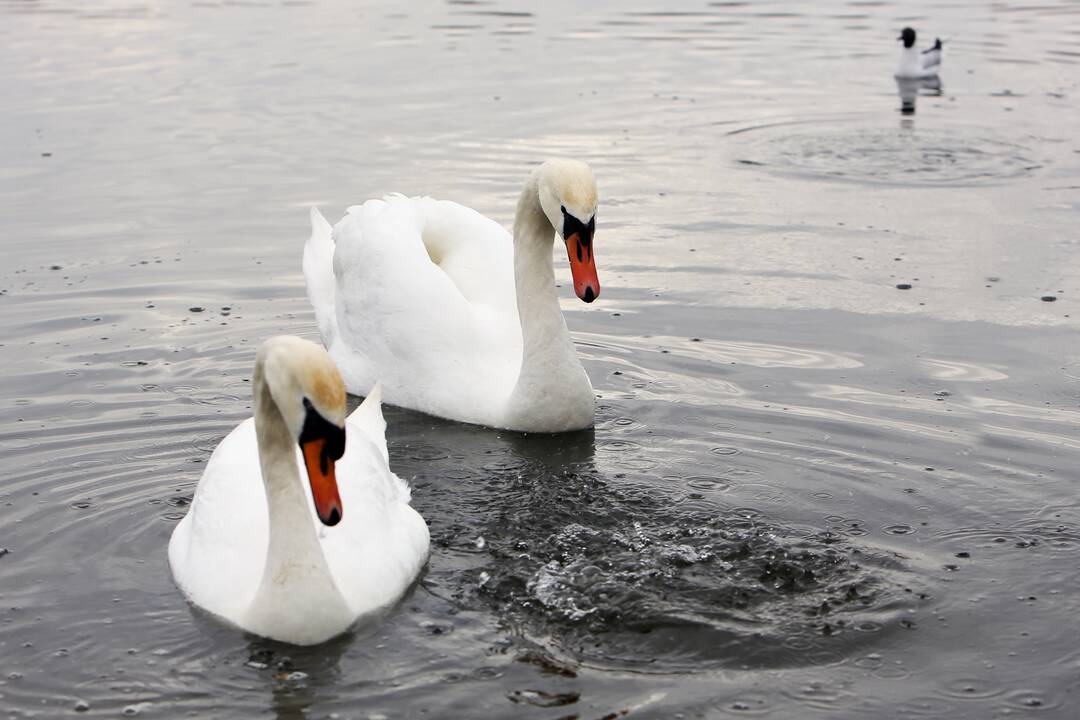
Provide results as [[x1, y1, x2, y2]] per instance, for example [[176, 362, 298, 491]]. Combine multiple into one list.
[[730, 123, 1043, 186]]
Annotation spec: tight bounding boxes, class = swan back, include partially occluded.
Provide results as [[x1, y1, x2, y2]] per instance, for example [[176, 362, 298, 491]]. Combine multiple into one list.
[[324, 197, 522, 423]]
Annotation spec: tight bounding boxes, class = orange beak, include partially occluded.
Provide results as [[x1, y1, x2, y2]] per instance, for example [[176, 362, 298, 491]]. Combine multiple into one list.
[[301, 438, 343, 526], [564, 232, 600, 303]]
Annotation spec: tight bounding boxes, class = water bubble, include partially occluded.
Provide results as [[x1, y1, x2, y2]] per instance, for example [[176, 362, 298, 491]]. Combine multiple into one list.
[[507, 689, 580, 708], [600, 440, 642, 452], [686, 477, 732, 492], [853, 654, 882, 669], [245, 652, 270, 670], [421, 621, 452, 635]]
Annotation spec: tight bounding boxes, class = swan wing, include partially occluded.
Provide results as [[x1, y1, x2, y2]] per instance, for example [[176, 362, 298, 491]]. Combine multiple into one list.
[[304, 207, 338, 348], [322, 418, 430, 617], [326, 197, 521, 422], [347, 382, 388, 465], [168, 418, 267, 623]]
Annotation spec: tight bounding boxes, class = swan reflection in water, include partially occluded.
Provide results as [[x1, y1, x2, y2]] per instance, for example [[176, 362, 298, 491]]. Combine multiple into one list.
[[251, 634, 350, 720], [896, 75, 943, 115]]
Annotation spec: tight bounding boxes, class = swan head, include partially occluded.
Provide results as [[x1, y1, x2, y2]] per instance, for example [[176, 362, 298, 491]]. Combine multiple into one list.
[[537, 159, 601, 303], [898, 27, 916, 48], [256, 336, 347, 527]]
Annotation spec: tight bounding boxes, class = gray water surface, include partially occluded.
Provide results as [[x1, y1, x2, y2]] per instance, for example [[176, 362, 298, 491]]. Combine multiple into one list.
[[1, 0, 1078, 718]]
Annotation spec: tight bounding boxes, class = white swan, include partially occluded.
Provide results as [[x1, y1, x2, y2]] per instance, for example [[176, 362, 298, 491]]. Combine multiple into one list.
[[304, 159, 601, 433], [895, 27, 943, 79], [168, 336, 429, 646]]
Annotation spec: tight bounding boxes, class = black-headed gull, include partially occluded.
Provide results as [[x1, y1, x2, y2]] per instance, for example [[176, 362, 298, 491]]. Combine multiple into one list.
[[895, 27, 943, 79]]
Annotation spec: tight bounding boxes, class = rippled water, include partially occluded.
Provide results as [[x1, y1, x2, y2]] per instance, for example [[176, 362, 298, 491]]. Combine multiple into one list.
[[2, 0, 1078, 717]]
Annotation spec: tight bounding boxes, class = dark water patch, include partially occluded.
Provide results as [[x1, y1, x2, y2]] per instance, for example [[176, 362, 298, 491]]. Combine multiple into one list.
[[447, 461, 923, 672]]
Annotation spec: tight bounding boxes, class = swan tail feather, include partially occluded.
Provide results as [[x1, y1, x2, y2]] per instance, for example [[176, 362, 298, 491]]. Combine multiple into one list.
[[304, 207, 338, 348], [349, 382, 389, 465]]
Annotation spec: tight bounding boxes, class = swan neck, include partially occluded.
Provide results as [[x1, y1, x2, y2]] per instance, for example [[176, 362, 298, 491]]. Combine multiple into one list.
[[511, 174, 571, 361], [251, 362, 340, 604], [504, 172, 592, 430]]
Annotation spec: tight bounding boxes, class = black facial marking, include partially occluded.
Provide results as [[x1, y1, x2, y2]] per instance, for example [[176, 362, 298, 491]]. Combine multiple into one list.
[[900, 27, 916, 48], [562, 211, 594, 248], [300, 398, 346, 470]]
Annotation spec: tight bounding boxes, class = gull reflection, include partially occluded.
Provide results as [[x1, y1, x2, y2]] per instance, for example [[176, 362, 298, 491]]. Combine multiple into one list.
[[896, 75, 943, 115]]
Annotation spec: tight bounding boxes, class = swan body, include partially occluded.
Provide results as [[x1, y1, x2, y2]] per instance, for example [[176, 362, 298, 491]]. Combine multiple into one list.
[[895, 27, 943, 79], [304, 160, 602, 433], [168, 336, 429, 646]]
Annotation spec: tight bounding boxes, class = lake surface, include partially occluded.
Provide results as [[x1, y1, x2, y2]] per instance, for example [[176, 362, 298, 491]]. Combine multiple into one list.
[[1, 0, 1078, 717]]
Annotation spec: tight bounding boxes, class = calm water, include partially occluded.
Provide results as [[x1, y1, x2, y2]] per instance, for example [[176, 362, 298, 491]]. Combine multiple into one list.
[[2, 0, 1078, 717]]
